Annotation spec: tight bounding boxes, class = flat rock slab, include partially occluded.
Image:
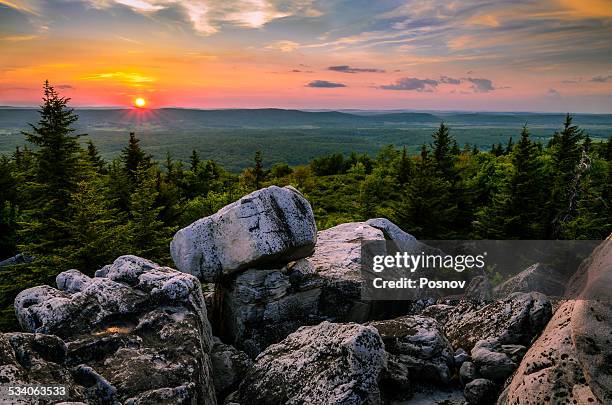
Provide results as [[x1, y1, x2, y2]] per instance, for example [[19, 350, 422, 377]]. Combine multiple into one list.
[[171, 186, 317, 282]]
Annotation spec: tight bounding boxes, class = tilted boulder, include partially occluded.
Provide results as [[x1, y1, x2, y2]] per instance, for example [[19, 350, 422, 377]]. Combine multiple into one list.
[[230, 321, 387, 405], [500, 236, 612, 405], [170, 185, 317, 282], [493, 262, 566, 298], [14, 255, 217, 404], [441, 292, 552, 351]]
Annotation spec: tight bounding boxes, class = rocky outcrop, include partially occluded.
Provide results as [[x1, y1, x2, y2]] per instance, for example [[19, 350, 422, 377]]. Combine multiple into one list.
[[440, 292, 552, 351], [213, 219, 420, 356], [369, 316, 454, 386], [500, 237, 612, 405], [0, 332, 85, 401], [170, 186, 317, 282], [210, 337, 252, 402], [214, 264, 324, 357], [13, 255, 217, 404], [229, 321, 386, 405], [493, 262, 566, 297]]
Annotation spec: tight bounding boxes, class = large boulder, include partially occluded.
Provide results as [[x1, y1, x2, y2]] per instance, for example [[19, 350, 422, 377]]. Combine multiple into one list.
[[214, 264, 324, 357], [170, 186, 317, 282], [231, 321, 386, 404], [500, 237, 612, 405], [14, 255, 217, 404], [369, 315, 454, 386], [213, 219, 419, 357], [493, 263, 566, 297], [440, 292, 552, 351]]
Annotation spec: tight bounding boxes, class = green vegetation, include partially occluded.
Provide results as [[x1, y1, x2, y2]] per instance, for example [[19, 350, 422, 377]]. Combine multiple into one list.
[[0, 84, 610, 330]]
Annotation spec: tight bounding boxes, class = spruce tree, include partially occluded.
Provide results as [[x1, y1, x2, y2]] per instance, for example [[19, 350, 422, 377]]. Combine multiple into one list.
[[254, 150, 264, 189], [431, 123, 456, 178], [190, 149, 201, 172], [477, 126, 544, 238], [548, 114, 584, 237], [57, 175, 128, 272], [393, 147, 458, 239], [85, 140, 107, 174], [121, 132, 152, 185], [19, 81, 83, 261], [396, 146, 412, 185], [127, 164, 172, 262]]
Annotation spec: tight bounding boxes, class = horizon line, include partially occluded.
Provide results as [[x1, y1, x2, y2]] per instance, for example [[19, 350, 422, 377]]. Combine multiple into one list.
[[1, 106, 610, 115]]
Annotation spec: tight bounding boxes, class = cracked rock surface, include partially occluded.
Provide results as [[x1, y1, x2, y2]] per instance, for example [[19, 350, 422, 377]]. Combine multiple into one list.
[[11, 255, 217, 404], [230, 321, 386, 405]]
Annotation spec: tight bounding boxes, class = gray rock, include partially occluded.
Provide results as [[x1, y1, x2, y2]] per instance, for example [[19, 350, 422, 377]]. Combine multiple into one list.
[[369, 315, 454, 385], [294, 221, 385, 323], [460, 361, 478, 384], [0, 332, 85, 401], [464, 275, 492, 300], [210, 337, 252, 401], [232, 321, 386, 404], [170, 185, 317, 282], [470, 339, 517, 381], [493, 262, 567, 297], [365, 217, 417, 245], [501, 236, 612, 405], [454, 348, 469, 365], [56, 269, 93, 293], [464, 378, 497, 405], [13, 256, 217, 404], [442, 292, 552, 351], [215, 265, 324, 356], [0, 253, 32, 268], [421, 304, 455, 325]]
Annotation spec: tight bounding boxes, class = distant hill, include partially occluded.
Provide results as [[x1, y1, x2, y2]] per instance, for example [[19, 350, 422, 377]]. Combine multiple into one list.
[[1, 108, 610, 171]]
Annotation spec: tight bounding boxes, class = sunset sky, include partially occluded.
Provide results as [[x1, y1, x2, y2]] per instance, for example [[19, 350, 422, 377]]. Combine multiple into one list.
[[1, 0, 611, 112]]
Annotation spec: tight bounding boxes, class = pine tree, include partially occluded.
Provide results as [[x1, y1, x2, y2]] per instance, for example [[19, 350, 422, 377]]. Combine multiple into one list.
[[127, 164, 172, 262], [392, 149, 457, 239], [396, 146, 413, 185], [19, 81, 84, 260], [121, 132, 152, 185], [477, 126, 544, 238], [254, 150, 264, 189], [57, 175, 128, 272], [431, 123, 456, 178], [85, 140, 107, 173], [190, 150, 201, 172], [505, 136, 514, 154], [548, 114, 584, 237]]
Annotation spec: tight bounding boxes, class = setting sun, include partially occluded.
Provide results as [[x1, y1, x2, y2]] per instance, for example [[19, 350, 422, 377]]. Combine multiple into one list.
[[134, 97, 146, 108]]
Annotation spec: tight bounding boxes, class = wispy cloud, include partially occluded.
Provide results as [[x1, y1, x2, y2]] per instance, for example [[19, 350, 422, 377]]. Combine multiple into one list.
[[380, 77, 439, 92], [306, 80, 346, 88], [265, 40, 300, 52], [0, 34, 38, 41], [328, 65, 385, 73], [88, 0, 320, 35], [83, 71, 155, 86], [465, 77, 495, 92], [590, 75, 612, 83]]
